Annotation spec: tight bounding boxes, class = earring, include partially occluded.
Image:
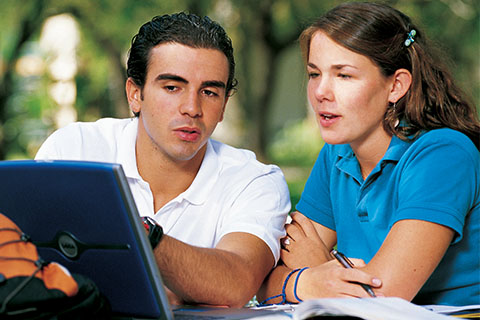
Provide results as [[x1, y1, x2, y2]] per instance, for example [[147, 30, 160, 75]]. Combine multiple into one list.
[[392, 103, 400, 128]]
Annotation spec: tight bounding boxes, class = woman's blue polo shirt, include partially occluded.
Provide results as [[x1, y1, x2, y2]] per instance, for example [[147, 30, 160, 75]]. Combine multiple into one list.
[[296, 128, 479, 305]]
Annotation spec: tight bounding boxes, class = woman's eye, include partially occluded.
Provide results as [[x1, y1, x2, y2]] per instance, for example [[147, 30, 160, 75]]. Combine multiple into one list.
[[338, 73, 351, 79], [308, 72, 320, 79]]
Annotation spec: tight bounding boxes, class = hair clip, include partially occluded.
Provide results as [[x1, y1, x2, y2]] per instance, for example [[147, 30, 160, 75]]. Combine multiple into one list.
[[404, 29, 416, 47]]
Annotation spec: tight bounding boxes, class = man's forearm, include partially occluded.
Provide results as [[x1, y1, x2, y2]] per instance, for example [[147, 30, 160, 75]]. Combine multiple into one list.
[[153, 234, 273, 307]]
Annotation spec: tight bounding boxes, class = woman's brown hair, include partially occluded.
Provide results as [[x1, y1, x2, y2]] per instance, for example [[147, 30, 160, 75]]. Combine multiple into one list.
[[300, 2, 480, 149]]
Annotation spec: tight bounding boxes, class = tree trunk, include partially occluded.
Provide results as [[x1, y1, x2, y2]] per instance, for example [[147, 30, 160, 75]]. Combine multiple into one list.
[[0, 0, 46, 159]]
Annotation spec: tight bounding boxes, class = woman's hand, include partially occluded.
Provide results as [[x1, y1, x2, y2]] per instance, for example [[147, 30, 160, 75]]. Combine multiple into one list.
[[294, 259, 383, 301], [281, 212, 331, 269]]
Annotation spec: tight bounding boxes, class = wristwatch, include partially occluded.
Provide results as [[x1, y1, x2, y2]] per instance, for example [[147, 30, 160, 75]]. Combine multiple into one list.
[[142, 216, 163, 250]]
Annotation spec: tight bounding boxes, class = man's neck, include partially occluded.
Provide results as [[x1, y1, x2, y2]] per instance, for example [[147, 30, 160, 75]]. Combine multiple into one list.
[[135, 141, 206, 212]]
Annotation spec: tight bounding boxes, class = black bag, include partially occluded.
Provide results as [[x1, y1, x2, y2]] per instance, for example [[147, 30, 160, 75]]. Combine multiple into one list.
[[0, 213, 111, 319]]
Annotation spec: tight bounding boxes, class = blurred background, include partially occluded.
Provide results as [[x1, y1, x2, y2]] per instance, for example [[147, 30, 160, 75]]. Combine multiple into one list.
[[1, 0, 478, 206]]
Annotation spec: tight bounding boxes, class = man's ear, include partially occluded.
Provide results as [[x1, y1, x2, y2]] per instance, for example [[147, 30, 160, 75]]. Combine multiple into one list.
[[389, 68, 412, 104], [218, 96, 229, 122], [126, 78, 142, 114]]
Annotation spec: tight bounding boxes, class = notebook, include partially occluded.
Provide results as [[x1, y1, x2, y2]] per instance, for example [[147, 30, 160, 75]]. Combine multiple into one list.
[[0, 160, 285, 320]]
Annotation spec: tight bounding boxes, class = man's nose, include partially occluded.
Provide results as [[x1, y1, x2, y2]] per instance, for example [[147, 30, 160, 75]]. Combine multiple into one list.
[[180, 91, 202, 117]]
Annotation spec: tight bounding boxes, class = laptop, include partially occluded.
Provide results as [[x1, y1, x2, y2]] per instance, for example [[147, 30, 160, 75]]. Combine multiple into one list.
[[0, 160, 285, 320]]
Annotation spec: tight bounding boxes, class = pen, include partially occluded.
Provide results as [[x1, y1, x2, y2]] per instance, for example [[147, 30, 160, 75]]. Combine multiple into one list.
[[330, 249, 376, 298]]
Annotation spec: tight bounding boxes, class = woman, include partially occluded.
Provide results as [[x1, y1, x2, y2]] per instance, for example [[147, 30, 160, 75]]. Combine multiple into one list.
[[259, 2, 479, 306]]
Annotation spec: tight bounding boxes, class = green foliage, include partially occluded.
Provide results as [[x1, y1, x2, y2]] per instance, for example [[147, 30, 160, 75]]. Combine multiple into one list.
[[0, 0, 478, 165], [4, 72, 54, 159], [287, 173, 308, 209], [268, 118, 323, 167], [267, 117, 323, 207]]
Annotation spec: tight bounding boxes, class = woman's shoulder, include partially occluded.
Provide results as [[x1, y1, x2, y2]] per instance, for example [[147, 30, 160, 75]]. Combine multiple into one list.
[[415, 128, 477, 152], [407, 128, 479, 165]]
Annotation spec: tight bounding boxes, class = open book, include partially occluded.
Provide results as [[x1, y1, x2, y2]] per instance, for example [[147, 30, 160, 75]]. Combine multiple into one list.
[[291, 297, 452, 320]]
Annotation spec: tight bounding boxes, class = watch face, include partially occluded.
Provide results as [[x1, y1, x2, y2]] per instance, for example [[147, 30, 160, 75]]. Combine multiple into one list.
[[141, 216, 163, 249], [142, 216, 155, 231], [143, 220, 151, 231]]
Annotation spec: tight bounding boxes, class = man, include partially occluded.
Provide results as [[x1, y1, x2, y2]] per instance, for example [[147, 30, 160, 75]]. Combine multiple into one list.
[[35, 13, 290, 308]]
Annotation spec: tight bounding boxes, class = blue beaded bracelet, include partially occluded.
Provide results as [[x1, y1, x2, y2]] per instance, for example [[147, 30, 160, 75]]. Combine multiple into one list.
[[258, 268, 301, 306], [293, 267, 309, 302]]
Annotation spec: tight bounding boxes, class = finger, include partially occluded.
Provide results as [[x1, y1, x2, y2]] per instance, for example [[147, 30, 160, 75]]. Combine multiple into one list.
[[280, 248, 290, 257], [330, 255, 365, 268], [328, 278, 380, 299], [291, 212, 320, 239], [280, 249, 290, 260], [285, 223, 304, 241], [289, 211, 300, 218], [340, 268, 382, 288], [322, 273, 373, 298], [286, 213, 293, 224], [339, 284, 377, 298], [281, 236, 292, 248], [347, 258, 366, 267]]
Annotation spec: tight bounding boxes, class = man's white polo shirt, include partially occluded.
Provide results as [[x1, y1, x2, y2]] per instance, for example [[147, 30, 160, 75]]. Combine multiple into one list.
[[35, 118, 290, 262]]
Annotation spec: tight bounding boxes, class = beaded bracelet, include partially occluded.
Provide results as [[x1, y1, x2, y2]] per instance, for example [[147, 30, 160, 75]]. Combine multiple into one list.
[[257, 268, 301, 306], [293, 267, 309, 302]]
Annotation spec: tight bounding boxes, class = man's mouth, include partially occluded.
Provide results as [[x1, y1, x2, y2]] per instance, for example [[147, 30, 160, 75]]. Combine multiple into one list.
[[175, 127, 201, 142], [180, 128, 198, 134]]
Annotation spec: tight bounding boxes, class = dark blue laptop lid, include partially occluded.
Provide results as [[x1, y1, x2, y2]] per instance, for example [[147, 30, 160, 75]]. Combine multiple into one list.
[[0, 160, 173, 319]]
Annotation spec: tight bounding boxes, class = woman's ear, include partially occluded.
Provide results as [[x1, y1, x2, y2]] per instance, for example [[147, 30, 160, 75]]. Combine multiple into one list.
[[389, 68, 412, 103], [126, 78, 142, 114]]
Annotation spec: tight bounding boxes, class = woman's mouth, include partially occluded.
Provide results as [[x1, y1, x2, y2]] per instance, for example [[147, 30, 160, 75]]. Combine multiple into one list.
[[320, 113, 339, 120], [318, 112, 340, 127]]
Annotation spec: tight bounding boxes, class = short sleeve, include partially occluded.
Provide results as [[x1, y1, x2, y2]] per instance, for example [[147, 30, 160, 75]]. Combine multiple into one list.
[[296, 145, 336, 230], [35, 130, 62, 159], [35, 123, 84, 160], [395, 130, 480, 243], [218, 168, 291, 264]]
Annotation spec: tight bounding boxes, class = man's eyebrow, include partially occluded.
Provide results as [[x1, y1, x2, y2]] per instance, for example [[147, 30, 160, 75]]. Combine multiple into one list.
[[202, 80, 226, 89], [155, 74, 225, 89], [156, 73, 188, 83]]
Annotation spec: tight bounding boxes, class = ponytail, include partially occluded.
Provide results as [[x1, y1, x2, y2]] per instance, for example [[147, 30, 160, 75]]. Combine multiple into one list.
[[395, 34, 480, 149]]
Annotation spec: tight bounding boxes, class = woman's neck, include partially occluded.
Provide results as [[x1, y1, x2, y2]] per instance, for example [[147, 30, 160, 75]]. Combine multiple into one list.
[[351, 130, 392, 180]]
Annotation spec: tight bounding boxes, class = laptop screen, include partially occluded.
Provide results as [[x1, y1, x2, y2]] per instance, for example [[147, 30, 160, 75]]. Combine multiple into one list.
[[0, 160, 173, 319]]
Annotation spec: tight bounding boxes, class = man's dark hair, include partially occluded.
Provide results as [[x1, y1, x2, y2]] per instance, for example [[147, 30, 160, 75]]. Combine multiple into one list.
[[127, 12, 237, 99]]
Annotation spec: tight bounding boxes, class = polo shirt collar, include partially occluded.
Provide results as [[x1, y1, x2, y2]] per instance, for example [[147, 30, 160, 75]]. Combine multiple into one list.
[[116, 119, 220, 205], [335, 135, 412, 183], [382, 135, 411, 162], [180, 139, 220, 205], [335, 144, 361, 183]]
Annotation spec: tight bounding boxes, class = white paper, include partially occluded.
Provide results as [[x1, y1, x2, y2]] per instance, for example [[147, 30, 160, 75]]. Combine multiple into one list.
[[292, 297, 452, 320], [422, 304, 480, 314]]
